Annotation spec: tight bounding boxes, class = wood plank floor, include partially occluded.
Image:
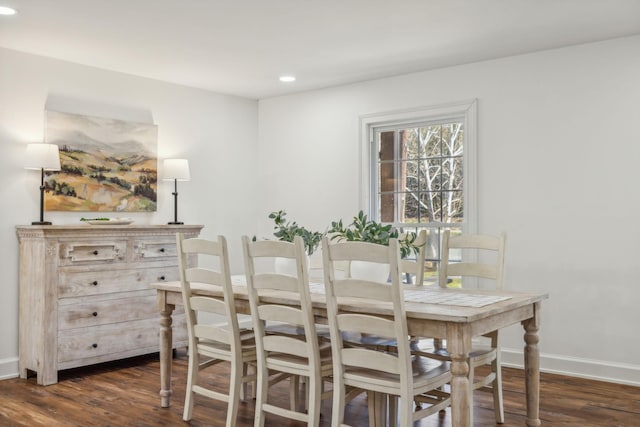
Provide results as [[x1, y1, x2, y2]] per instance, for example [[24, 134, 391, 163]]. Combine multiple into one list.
[[1, 351, 638, 426]]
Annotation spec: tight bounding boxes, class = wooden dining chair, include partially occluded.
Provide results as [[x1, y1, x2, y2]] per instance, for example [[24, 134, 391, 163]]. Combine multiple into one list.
[[242, 235, 333, 427], [416, 229, 507, 423], [176, 234, 257, 427], [322, 236, 451, 426]]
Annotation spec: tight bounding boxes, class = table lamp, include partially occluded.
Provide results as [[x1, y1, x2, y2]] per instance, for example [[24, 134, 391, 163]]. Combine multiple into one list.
[[24, 143, 61, 225], [162, 158, 190, 225]]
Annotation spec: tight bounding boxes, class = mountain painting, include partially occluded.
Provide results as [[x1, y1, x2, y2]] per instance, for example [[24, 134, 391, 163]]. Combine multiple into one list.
[[45, 110, 158, 212]]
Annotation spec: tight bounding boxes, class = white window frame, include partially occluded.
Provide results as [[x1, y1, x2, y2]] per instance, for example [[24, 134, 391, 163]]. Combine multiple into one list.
[[360, 99, 477, 232], [359, 99, 479, 283]]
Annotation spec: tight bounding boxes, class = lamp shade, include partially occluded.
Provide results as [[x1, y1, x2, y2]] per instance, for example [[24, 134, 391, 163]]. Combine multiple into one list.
[[24, 143, 61, 171], [162, 158, 190, 181]]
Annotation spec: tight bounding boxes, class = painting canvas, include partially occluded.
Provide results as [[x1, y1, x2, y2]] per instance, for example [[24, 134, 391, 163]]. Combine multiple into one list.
[[45, 110, 158, 212]]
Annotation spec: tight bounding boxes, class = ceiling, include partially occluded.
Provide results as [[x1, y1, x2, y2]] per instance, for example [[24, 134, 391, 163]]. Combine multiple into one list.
[[1, 0, 640, 99]]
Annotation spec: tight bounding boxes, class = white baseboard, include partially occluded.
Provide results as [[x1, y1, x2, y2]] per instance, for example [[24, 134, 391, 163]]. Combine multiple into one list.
[[501, 347, 640, 387], [0, 357, 19, 381]]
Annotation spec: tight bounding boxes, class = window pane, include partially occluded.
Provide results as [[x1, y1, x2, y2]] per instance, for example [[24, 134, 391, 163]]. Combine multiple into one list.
[[401, 129, 420, 160], [371, 114, 466, 278], [440, 123, 463, 157], [440, 156, 463, 191], [404, 160, 420, 192], [442, 191, 464, 222]]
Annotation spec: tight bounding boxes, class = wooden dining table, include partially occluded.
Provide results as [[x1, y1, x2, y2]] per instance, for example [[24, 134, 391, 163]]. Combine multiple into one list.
[[151, 277, 548, 427]]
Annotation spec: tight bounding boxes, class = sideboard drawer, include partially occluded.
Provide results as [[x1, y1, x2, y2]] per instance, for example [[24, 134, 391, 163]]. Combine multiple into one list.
[[134, 240, 178, 261], [58, 294, 158, 330], [58, 267, 178, 298], [58, 318, 159, 363], [57, 317, 188, 365], [58, 241, 127, 265]]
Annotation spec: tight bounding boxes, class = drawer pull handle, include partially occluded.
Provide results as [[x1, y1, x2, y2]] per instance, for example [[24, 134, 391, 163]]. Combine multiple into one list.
[[159, 275, 166, 281], [93, 250, 99, 255], [92, 312, 98, 317], [92, 281, 98, 286], [159, 248, 165, 253], [92, 343, 98, 348]]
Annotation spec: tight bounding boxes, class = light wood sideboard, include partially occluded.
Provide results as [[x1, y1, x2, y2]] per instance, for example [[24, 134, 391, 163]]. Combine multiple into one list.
[[16, 224, 203, 385]]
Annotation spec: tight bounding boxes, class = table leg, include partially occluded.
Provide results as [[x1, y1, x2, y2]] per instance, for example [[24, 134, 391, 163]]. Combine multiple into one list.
[[159, 299, 175, 408], [448, 324, 472, 427], [523, 302, 542, 427]]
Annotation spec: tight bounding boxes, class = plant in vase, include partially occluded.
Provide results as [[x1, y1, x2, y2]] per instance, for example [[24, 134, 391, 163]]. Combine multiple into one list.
[[268, 210, 324, 255], [328, 210, 421, 280], [265, 210, 325, 276], [328, 210, 420, 257]]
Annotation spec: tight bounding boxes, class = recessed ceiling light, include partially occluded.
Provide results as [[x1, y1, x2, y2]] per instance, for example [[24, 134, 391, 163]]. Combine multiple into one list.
[[279, 75, 296, 83], [0, 6, 17, 15]]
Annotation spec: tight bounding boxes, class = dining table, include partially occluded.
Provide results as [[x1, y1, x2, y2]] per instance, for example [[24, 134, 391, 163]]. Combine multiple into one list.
[[150, 276, 548, 427]]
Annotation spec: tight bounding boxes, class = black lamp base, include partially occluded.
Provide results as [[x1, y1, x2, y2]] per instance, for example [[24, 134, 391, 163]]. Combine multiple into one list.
[[168, 221, 184, 225], [32, 221, 52, 225]]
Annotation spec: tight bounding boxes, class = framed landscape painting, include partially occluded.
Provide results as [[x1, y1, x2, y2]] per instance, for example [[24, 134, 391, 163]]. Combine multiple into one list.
[[44, 110, 158, 212]]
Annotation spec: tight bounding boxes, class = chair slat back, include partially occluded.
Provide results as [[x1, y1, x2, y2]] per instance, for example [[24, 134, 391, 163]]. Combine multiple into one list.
[[439, 230, 506, 289], [176, 234, 242, 354], [241, 235, 322, 369], [322, 236, 413, 380]]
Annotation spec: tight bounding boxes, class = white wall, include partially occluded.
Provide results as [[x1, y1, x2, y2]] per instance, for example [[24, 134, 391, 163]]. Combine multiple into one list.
[[2, 34, 639, 386], [258, 35, 640, 385], [0, 47, 259, 378]]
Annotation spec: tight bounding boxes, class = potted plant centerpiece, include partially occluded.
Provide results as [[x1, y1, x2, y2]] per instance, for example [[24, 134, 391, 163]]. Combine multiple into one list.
[[266, 210, 324, 275], [328, 210, 420, 280]]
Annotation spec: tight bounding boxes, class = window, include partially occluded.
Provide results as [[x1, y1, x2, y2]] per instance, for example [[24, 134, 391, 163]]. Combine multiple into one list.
[[360, 100, 477, 284]]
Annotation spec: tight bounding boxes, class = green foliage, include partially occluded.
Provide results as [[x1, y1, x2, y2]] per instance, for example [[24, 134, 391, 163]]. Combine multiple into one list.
[[328, 210, 420, 258], [268, 210, 324, 255]]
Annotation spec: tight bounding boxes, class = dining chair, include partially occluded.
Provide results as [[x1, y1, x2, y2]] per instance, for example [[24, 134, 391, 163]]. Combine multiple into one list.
[[176, 233, 257, 427], [416, 229, 507, 423], [242, 235, 333, 427], [322, 236, 451, 426]]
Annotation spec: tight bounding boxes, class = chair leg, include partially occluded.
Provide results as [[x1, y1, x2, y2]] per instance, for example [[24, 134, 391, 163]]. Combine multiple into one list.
[[227, 360, 241, 427], [254, 366, 269, 427], [388, 395, 398, 427], [290, 375, 300, 411], [367, 392, 376, 427], [368, 392, 389, 427], [182, 351, 198, 421], [398, 391, 413, 427], [332, 381, 346, 427], [307, 376, 322, 427], [240, 362, 248, 401]]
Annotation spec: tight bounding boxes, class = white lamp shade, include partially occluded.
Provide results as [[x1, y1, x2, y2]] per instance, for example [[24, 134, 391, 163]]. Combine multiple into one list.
[[162, 158, 190, 181], [24, 143, 61, 171]]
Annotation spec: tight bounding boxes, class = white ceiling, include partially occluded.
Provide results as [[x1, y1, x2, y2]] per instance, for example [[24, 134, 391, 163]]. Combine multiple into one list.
[[1, 0, 640, 99]]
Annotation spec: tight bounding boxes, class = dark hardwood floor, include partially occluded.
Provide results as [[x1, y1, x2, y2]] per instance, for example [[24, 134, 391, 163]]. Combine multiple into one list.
[[0, 351, 638, 426]]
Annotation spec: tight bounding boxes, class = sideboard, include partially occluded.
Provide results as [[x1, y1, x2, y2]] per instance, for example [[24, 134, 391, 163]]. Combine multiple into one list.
[[16, 224, 203, 385]]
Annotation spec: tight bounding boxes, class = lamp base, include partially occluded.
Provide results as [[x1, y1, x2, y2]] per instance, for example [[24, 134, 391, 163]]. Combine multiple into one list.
[[168, 221, 184, 225], [32, 221, 52, 225]]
